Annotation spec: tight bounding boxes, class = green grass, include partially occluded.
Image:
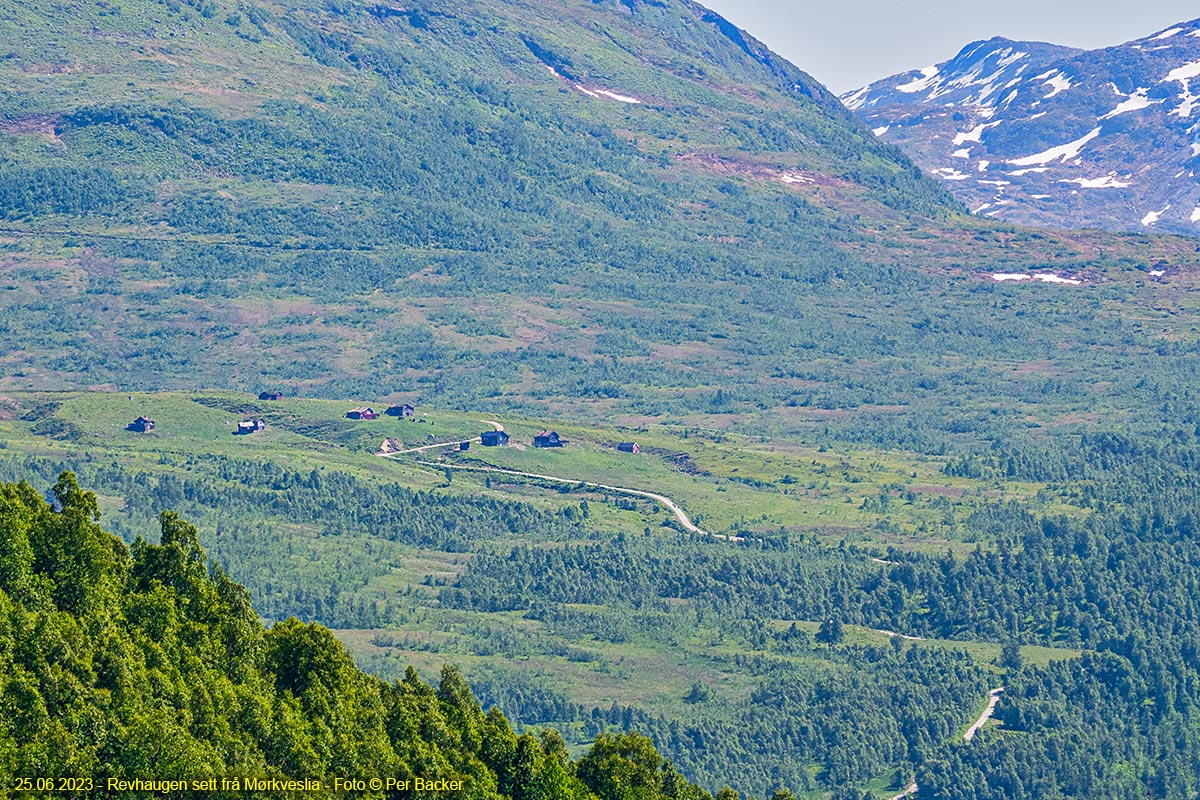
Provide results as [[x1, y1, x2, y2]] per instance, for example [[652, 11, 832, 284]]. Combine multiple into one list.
[[1, 388, 1085, 550], [405, 413, 1058, 547], [766, 620, 1080, 666]]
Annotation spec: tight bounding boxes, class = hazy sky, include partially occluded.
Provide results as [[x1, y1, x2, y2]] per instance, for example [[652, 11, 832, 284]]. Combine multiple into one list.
[[699, 1, 1200, 94]]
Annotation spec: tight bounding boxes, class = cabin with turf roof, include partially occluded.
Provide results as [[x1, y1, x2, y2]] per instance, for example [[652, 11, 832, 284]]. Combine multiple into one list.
[[258, 391, 283, 401], [617, 442, 640, 453], [386, 404, 416, 418], [347, 407, 379, 420], [128, 416, 156, 433], [533, 430, 564, 448]]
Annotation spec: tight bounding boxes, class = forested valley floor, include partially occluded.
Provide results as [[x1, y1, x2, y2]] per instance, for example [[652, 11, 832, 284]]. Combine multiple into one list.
[[3, 392, 1200, 798]]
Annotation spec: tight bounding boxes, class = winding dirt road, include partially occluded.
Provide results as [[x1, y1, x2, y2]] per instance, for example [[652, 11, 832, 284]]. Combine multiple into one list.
[[381, 421, 506, 456], [414, 461, 718, 538], [380, 424, 719, 536], [964, 687, 1005, 741], [880, 685, 1001, 799]]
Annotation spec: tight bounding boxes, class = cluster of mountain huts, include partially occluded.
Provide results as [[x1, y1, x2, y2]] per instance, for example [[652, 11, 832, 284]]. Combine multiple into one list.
[[478, 430, 639, 452], [347, 404, 415, 420], [123, 394, 640, 455], [479, 430, 568, 448]]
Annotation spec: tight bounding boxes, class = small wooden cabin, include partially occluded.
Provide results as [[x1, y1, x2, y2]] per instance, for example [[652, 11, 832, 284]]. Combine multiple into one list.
[[258, 391, 283, 401], [347, 407, 379, 420], [533, 430, 563, 448], [617, 442, 640, 454], [385, 404, 416, 418], [481, 430, 510, 447], [236, 419, 265, 435], [128, 416, 156, 433]]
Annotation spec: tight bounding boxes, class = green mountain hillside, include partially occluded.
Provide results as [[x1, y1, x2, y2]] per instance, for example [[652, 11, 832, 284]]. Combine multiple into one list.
[[0, 0, 937, 206], [4, 0, 1199, 448]]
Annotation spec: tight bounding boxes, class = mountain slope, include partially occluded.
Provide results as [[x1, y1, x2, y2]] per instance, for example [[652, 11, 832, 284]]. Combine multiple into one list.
[[844, 20, 1200, 234], [0, 0, 949, 218], [4, 0, 1200, 447]]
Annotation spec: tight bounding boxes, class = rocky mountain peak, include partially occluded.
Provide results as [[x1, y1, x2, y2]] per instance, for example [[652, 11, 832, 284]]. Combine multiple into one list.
[[843, 18, 1200, 234]]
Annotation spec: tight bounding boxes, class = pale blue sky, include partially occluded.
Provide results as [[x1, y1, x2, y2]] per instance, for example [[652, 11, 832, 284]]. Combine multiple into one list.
[[699, 1, 1200, 94]]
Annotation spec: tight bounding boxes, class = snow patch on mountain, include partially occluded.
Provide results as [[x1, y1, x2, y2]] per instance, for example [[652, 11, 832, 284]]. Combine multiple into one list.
[[953, 121, 1001, 145], [1174, 85, 1200, 117], [1142, 205, 1170, 226], [593, 89, 641, 104], [1060, 174, 1131, 188], [934, 167, 971, 180], [897, 65, 939, 94], [997, 50, 1027, 68], [1101, 88, 1157, 118], [1039, 71, 1072, 98], [1008, 127, 1101, 166], [1161, 62, 1200, 116], [545, 65, 645, 105], [1153, 27, 1186, 41], [842, 86, 869, 111], [573, 84, 643, 104], [991, 272, 1082, 285], [1163, 61, 1200, 82]]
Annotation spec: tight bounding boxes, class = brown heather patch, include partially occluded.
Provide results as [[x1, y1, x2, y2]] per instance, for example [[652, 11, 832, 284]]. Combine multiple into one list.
[[232, 296, 359, 327], [577, 298, 658, 320], [537, 397, 618, 419], [1013, 361, 1059, 375], [613, 415, 659, 427], [650, 341, 722, 361], [910, 484, 966, 497], [1052, 412, 1105, 425], [19, 63, 107, 75], [3, 258, 91, 295], [674, 151, 850, 189], [511, 316, 572, 348], [0, 114, 62, 135]]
